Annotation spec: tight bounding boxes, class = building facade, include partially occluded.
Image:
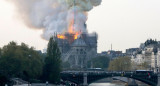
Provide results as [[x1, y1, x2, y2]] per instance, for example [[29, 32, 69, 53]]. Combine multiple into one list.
[[54, 32, 97, 69], [130, 43, 160, 72]]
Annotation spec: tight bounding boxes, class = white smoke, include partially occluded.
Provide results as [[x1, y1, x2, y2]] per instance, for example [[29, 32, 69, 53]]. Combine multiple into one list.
[[10, 0, 102, 40]]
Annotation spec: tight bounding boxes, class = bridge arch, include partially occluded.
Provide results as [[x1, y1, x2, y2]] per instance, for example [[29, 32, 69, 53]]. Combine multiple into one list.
[[61, 71, 158, 86]]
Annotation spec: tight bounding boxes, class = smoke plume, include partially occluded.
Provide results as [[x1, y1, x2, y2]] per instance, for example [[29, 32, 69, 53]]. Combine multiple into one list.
[[10, 0, 102, 40]]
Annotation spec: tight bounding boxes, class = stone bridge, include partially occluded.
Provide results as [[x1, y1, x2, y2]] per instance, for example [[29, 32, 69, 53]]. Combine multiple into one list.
[[61, 71, 160, 86]]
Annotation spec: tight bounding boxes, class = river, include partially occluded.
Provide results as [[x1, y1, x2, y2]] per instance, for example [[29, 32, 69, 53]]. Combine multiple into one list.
[[89, 83, 125, 86], [88, 77, 150, 86], [89, 82, 149, 86]]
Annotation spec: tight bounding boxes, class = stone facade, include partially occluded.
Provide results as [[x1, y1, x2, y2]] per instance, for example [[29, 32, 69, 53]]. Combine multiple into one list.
[[54, 32, 97, 69], [131, 44, 160, 72]]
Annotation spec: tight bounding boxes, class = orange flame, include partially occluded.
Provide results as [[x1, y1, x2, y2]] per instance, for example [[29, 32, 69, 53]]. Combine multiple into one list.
[[68, 19, 81, 40], [68, 19, 74, 34], [57, 34, 66, 39], [74, 32, 79, 39], [56, 19, 81, 40]]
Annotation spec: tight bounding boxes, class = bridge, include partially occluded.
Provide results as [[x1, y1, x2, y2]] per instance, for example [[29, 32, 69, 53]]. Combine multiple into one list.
[[61, 71, 160, 86]]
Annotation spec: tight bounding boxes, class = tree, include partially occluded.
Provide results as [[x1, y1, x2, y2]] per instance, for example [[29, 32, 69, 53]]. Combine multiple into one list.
[[0, 41, 43, 80], [88, 56, 110, 70], [108, 56, 131, 71], [133, 62, 148, 70], [0, 48, 1, 58], [62, 61, 70, 69], [43, 37, 61, 83]]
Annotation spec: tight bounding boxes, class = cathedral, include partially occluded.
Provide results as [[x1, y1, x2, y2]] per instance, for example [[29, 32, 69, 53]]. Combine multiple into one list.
[[54, 32, 97, 69]]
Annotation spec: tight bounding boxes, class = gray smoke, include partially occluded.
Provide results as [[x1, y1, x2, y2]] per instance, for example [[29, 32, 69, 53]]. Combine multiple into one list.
[[10, 0, 102, 40]]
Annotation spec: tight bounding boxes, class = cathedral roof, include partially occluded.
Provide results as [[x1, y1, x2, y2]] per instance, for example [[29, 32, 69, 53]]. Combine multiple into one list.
[[72, 37, 87, 47]]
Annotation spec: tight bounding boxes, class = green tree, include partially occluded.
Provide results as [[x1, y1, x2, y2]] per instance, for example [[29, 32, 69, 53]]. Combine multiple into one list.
[[133, 62, 148, 70], [43, 37, 61, 83], [0, 48, 1, 58], [0, 41, 43, 80], [141, 62, 148, 69], [108, 56, 131, 71], [89, 56, 110, 70], [62, 61, 70, 69]]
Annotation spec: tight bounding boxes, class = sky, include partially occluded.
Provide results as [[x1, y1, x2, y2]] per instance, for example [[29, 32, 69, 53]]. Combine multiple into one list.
[[0, 0, 160, 53]]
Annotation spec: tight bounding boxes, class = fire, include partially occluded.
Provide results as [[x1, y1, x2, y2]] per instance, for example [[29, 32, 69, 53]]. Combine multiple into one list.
[[68, 19, 81, 40], [57, 19, 81, 40], [74, 32, 79, 39], [57, 34, 66, 39]]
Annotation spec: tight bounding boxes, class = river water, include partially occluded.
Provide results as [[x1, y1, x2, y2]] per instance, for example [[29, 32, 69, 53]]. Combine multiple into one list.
[[89, 83, 125, 86], [89, 82, 149, 86]]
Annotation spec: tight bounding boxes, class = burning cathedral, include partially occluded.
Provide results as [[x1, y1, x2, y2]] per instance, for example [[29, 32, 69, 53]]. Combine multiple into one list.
[[11, 0, 102, 68], [52, 0, 101, 69], [54, 27, 98, 68]]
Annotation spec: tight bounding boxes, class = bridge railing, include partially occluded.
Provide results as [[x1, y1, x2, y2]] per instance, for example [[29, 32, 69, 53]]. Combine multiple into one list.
[[61, 71, 158, 86]]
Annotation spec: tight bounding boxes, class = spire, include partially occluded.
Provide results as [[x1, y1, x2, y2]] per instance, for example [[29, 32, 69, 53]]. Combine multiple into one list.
[[73, 0, 76, 31]]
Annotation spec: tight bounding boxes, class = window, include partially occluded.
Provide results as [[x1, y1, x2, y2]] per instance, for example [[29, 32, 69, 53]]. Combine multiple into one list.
[[77, 49, 79, 51]]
